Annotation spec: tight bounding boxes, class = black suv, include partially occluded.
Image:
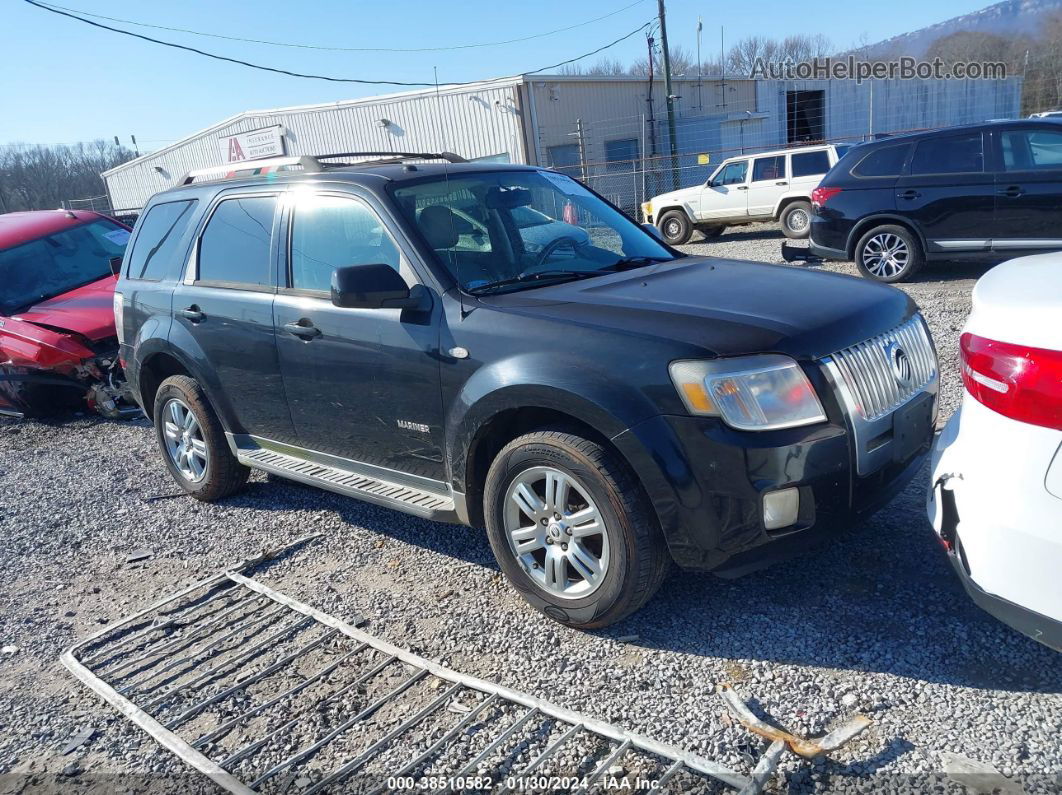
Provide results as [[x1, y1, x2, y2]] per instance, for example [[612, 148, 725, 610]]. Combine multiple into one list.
[[809, 119, 1062, 282], [116, 153, 938, 628]]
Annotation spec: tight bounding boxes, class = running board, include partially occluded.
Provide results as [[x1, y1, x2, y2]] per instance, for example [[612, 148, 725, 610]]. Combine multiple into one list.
[[235, 444, 456, 521]]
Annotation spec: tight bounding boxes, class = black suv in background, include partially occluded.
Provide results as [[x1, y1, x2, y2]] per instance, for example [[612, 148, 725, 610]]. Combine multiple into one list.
[[116, 153, 938, 628], [809, 119, 1062, 282]]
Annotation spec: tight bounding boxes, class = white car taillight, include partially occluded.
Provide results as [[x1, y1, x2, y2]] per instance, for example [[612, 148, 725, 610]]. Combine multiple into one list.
[[960, 332, 1062, 430], [113, 291, 125, 345]]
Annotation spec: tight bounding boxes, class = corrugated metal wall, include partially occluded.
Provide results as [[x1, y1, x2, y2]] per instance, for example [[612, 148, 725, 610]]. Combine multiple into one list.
[[104, 79, 527, 210]]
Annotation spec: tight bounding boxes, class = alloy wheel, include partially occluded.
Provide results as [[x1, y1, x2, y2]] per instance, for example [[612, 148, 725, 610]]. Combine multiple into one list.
[[862, 233, 910, 279], [162, 398, 208, 482], [503, 466, 610, 600]]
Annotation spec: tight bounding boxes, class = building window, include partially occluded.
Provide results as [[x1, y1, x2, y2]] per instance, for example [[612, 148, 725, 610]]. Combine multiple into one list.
[[547, 144, 581, 176], [605, 138, 639, 172]]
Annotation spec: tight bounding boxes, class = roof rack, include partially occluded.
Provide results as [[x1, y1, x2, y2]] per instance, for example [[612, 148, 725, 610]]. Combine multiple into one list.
[[179, 151, 467, 186]]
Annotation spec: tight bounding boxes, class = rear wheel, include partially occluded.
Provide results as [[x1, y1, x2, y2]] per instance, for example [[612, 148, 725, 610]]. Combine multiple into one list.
[[483, 429, 669, 629], [657, 210, 692, 245], [780, 201, 813, 239], [153, 375, 249, 501], [855, 224, 924, 282]]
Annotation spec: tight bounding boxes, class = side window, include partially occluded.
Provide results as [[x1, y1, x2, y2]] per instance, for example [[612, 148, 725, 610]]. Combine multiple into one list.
[[716, 160, 748, 185], [197, 196, 277, 287], [290, 195, 402, 292], [910, 133, 984, 175], [1001, 129, 1062, 170], [752, 155, 785, 182], [125, 199, 198, 281], [790, 150, 831, 178], [852, 144, 910, 177]]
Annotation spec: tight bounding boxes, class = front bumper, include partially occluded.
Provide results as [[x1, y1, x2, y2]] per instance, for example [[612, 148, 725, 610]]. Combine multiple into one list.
[[612, 406, 932, 575], [927, 401, 1062, 651]]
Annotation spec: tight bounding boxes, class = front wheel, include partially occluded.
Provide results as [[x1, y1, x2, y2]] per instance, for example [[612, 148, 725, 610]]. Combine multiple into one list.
[[657, 210, 692, 245], [483, 429, 670, 629], [153, 375, 249, 501], [855, 224, 924, 282], [780, 201, 813, 239]]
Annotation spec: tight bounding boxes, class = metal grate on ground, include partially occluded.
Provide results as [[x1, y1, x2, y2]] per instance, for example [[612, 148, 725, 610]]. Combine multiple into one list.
[[62, 538, 865, 794]]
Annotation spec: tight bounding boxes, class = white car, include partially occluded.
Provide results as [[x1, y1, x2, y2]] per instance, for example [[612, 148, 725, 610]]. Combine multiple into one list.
[[641, 143, 850, 244], [927, 253, 1062, 650]]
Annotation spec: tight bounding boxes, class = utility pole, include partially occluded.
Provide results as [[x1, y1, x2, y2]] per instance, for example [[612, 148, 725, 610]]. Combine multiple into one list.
[[696, 17, 703, 112], [657, 0, 679, 190], [646, 33, 658, 158]]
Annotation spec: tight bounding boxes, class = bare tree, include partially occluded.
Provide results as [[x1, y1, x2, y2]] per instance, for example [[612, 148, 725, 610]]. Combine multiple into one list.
[[0, 141, 134, 213], [629, 45, 697, 78], [560, 57, 627, 76]]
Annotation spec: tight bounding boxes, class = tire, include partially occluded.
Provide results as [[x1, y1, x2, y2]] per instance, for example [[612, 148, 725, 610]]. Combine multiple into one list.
[[153, 375, 249, 501], [698, 225, 726, 240], [854, 224, 925, 283], [657, 210, 692, 245], [483, 428, 670, 629], [779, 200, 813, 239]]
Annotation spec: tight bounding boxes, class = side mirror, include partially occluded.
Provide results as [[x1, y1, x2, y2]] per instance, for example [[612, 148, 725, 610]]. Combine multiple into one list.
[[641, 223, 664, 241], [331, 263, 429, 310], [109, 256, 123, 277]]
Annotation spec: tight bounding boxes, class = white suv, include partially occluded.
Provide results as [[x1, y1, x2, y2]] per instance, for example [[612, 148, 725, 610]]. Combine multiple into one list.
[[642, 143, 850, 244]]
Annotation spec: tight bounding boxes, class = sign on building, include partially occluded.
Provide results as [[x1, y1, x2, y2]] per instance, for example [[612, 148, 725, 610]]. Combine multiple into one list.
[[218, 125, 285, 163]]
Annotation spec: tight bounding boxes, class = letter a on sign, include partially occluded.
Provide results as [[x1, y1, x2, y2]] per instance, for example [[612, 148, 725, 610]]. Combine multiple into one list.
[[228, 138, 245, 162]]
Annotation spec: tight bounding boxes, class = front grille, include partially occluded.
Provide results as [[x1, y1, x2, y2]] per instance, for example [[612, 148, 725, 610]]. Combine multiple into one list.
[[826, 314, 937, 421]]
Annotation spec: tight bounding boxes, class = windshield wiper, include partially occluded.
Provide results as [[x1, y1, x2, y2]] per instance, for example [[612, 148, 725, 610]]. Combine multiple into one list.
[[603, 255, 675, 271], [466, 269, 601, 295]]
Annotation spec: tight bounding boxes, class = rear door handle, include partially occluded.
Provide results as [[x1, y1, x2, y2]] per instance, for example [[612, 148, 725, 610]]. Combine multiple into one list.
[[997, 185, 1024, 198], [284, 320, 321, 340], [178, 306, 204, 322], [898, 190, 922, 200]]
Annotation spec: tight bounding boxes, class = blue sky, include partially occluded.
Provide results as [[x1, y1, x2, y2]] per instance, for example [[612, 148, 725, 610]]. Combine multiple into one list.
[[2, 0, 989, 149]]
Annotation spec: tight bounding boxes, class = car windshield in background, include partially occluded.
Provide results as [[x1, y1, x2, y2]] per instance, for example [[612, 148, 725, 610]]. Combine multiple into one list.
[[391, 170, 675, 294], [0, 219, 129, 315]]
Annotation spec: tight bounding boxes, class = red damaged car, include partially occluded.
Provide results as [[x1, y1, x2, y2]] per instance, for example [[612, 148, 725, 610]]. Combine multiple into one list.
[[0, 210, 137, 418]]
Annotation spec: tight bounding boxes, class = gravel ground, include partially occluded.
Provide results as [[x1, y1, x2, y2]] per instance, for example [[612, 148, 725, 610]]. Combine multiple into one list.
[[1, 223, 1059, 793]]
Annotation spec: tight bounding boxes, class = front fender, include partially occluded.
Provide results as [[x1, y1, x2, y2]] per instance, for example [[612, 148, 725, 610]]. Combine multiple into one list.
[[445, 351, 660, 493]]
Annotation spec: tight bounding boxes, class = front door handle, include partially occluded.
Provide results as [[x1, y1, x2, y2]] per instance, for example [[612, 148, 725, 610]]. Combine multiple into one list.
[[736, 185, 748, 191], [898, 189, 922, 200], [178, 306, 204, 322], [284, 320, 321, 340], [775, 181, 788, 186], [997, 185, 1024, 198]]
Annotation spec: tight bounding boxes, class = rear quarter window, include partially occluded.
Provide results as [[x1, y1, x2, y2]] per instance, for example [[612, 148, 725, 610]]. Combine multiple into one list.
[[125, 199, 198, 281], [790, 150, 831, 178], [851, 144, 911, 178]]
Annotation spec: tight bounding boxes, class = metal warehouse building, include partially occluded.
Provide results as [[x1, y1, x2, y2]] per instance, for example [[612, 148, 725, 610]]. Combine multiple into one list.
[[103, 73, 1023, 213]]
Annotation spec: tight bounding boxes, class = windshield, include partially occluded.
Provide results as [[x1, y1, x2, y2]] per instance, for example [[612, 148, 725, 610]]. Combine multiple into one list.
[[0, 218, 129, 315], [391, 169, 675, 294]]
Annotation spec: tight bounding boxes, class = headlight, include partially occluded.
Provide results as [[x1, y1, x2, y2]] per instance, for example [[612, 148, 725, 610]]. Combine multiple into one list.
[[641, 201, 653, 219], [669, 355, 826, 430]]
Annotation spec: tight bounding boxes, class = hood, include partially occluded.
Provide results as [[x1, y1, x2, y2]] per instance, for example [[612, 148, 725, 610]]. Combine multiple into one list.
[[650, 186, 697, 207], [11, 275, 118, 342], [486, 257, 913, 360]]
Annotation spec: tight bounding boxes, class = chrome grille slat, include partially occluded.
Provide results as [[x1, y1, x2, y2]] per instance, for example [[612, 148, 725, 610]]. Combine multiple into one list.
[[825, 315, 938, 422]]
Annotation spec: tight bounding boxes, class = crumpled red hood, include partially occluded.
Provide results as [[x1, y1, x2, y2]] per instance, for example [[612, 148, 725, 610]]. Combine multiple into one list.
[[11, 276, 118, 342]]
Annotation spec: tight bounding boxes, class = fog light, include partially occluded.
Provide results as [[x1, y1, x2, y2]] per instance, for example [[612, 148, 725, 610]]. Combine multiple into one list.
[[763, 487, 799, 530]]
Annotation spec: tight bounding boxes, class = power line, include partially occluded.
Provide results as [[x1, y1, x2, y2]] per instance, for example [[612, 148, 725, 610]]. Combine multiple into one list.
[[23, 0, 652, 87], [34, 0, 648, 53]]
